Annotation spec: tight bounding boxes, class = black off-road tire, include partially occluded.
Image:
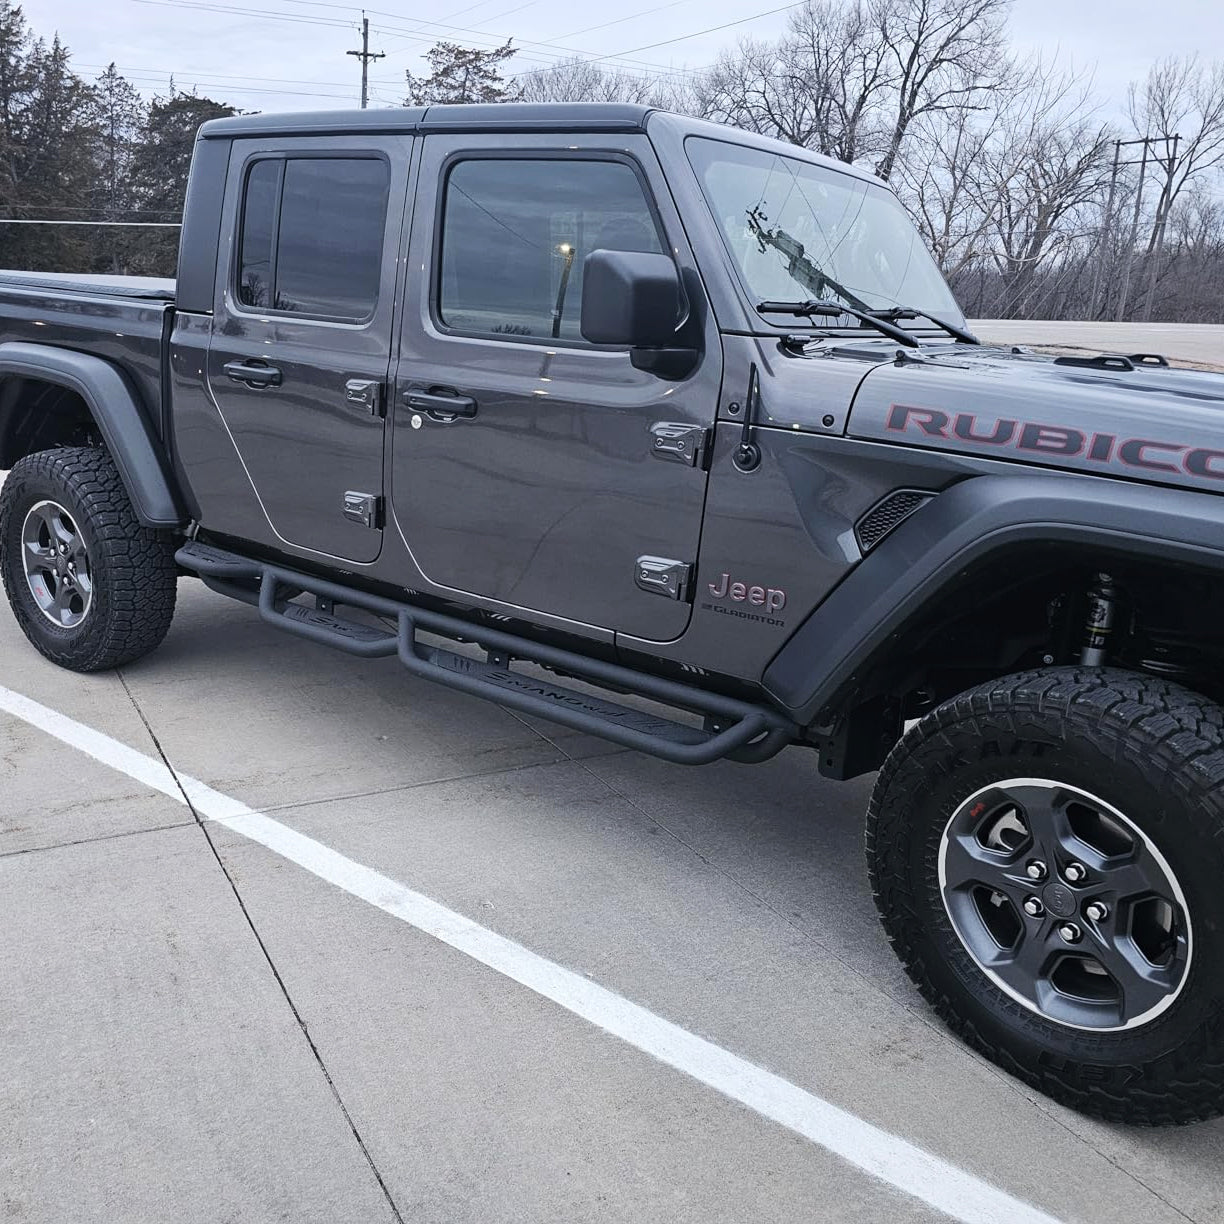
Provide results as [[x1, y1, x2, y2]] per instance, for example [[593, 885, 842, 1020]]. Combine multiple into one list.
[[867, 667, 1224, 1125], [0, 447, 177, 672]]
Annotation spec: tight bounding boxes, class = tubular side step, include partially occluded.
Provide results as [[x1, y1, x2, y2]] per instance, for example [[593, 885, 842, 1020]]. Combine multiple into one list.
[[175, 541, 795, 765]]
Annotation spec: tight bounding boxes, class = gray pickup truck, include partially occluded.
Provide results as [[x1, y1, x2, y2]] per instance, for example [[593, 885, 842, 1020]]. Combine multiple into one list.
[[3, 103, 1223, 1125]]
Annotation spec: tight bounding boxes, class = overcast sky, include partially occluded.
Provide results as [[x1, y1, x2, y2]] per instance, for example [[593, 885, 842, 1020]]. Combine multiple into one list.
[[30, 0, 1224, 117]]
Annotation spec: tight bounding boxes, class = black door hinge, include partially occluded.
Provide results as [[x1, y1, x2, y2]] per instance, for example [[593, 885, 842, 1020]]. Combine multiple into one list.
[[650, 421, 710, 468], [345, 378, 385, 417], [342, 491, 383, 529], [635, 556, 693, 601]]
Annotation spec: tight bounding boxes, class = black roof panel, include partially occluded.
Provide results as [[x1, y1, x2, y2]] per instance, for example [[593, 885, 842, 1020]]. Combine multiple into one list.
[[200, 102, 653, 141]]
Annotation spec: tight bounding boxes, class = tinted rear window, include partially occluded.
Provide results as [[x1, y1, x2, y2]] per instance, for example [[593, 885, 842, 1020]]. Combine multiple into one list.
[[236, 156, 390, 321]]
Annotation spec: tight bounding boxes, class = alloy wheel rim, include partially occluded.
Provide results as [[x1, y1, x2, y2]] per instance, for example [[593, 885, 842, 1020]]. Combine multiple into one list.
[[21, 499, 94, 629], [938, 777, 1192, 1031]]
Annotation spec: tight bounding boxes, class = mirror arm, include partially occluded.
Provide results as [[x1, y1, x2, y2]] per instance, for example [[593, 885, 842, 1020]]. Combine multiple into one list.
[[630, 346, 700, 380]]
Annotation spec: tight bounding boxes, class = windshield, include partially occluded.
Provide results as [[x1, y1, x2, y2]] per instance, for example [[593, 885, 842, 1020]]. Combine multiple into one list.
[[686, 136, 963, 325]]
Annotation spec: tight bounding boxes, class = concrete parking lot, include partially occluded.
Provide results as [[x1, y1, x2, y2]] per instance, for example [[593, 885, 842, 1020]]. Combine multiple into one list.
[[5, 570, 1224, 1224], [4, 312, 1224, 1224]]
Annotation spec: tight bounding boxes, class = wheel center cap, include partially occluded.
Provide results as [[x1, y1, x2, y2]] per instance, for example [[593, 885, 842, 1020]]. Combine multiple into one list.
[[1043, 881, 1077, 918]]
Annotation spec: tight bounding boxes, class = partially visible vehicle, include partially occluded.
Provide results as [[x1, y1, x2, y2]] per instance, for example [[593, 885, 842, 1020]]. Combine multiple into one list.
[[3, 104, 1224, 1125]]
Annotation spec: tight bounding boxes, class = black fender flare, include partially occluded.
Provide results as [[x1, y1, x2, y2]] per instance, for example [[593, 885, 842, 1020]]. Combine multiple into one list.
[[0, 342, 184, 528], [764, 472, 1224, 725]]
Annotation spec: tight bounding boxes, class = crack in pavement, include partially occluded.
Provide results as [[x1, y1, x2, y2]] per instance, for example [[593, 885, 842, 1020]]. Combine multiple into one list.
[[115, 670, 407, 1224], [0, 818, 196, 860]]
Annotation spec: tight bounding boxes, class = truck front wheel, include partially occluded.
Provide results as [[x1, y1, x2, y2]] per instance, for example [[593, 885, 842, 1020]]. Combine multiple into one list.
[[867, 666, 1224, 1124], [0, 447, 177, 672]]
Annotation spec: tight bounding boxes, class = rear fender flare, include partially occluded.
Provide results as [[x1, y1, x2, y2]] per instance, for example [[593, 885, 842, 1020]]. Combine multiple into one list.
[[764, 473, 1224, 724], [0, 341, 184, 528]]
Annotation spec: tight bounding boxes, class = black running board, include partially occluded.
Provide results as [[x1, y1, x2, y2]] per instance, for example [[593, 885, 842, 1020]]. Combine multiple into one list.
[[176, 541, 795, 765]]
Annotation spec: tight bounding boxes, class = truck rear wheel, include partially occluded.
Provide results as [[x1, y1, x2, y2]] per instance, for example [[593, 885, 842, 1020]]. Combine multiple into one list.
[[0, 447, 177, 672], [867, 667, 1224, 1124]]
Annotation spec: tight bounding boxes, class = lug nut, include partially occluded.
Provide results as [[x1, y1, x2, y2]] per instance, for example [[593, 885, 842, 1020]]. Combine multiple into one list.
[[1023, 897, 1045, 917], [1058, 922, 1082, 944], [1063, 861, 1088, 884], [1026, 860, 1048, 881], [1085, 901, 1109, 922]]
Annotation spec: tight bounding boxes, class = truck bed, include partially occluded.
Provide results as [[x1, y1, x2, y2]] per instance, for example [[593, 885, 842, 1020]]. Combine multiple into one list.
[[0, 271, 176, 439], [0, 270, 175, 300]]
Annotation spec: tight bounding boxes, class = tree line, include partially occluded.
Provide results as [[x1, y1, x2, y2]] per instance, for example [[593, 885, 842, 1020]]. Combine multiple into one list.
[[4, 0, 1223, 322], [0, 1, 232, 278]]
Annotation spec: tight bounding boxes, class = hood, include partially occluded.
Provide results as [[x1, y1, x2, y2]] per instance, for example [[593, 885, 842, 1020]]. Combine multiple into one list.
[[844, 343, 1224, 495]]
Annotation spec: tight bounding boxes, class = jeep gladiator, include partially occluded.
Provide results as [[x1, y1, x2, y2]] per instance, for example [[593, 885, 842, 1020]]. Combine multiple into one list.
[[2, 103, 1223, 1125]]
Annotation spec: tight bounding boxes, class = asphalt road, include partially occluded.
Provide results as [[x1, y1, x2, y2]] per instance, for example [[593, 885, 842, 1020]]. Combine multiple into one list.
[[4, 576, 1224, 1224]]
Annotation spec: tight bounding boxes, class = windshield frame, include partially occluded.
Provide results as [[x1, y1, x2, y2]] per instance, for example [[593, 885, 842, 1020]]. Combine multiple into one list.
[[681, 132, 966, 337]]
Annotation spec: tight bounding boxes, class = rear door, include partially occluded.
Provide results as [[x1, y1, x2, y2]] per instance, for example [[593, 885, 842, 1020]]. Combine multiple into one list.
[[206, 136, 412, 564], [390, 133, 722, 640]]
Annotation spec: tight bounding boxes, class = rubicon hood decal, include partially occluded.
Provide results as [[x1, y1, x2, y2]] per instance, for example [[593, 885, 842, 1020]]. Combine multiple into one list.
[[885, 402, 1224, 483], [848, 347, 1224, 494]]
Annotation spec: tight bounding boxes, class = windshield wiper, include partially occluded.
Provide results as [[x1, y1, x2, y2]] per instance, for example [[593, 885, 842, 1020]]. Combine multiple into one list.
[[870, 305, 979, 345], [756, 299, 920, 348]]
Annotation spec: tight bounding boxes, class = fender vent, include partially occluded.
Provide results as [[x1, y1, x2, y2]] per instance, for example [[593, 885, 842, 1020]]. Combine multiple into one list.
[[855, 489, 934, 552]]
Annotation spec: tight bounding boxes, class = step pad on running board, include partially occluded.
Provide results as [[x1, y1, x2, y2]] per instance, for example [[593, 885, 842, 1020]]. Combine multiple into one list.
[[418, 642, 707, 746]]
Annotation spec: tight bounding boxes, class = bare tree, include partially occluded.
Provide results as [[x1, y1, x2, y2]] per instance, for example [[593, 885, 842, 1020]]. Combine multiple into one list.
[[977, 63, 1114, 311], [891, 83, 996, 278], [696, 2, 891, 160], [517, 56, 682, 107], [1129, 57, 1224, 253], [873, 0, 1010, 181]]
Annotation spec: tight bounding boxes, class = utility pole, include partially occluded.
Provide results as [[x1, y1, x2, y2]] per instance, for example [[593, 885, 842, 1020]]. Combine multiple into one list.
[[347, 14, 384, 109], [1089, 140, 1121, 320], [1141, 133, 1180, 323], [1115, 136, 1153, 321]]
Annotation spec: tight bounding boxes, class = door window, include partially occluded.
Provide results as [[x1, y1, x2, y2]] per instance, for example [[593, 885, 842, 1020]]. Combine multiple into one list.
[[437, 158, 664, 342], [236, 156, 390, 322]]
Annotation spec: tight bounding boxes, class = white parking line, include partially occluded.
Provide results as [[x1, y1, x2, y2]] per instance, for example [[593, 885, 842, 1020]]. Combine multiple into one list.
[[1, 683, 1061, 1224]]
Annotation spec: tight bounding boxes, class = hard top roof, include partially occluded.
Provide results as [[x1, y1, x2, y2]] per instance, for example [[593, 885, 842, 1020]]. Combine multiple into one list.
[[197, 103, 883, 188], [199, 102, 653, 140]]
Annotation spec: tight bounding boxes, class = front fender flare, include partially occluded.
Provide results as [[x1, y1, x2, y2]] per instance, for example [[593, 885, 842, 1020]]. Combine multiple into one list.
[[763, 473, 1224, 725], [0, 342, 184, 528]]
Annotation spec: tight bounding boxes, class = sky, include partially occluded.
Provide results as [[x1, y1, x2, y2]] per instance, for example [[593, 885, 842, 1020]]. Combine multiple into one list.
[[27, 0, 1224, 117]]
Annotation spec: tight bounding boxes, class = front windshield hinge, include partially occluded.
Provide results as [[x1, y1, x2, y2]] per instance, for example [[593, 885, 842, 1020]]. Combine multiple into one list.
[[733, 363, 763, 474]]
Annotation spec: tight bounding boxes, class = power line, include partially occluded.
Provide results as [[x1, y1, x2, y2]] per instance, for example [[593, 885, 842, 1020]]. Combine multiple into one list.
[[0, 219, 182, 227], [122, 0, 700, 78], [509, 0, 808, 77], [75, 61, 359, 89], [551, 0, 700, 43]]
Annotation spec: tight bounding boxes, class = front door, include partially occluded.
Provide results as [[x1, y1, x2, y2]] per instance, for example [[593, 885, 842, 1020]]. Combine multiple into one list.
[[391, 133, 721, 640], [207, 136, 412, 564]]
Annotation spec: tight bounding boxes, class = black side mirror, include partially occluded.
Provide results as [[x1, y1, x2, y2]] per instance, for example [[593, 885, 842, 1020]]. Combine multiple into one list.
[[580, 249, 699, 378]]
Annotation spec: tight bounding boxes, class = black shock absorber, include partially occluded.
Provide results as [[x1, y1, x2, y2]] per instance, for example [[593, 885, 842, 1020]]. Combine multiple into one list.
[[1080, 572, 1117, 667]]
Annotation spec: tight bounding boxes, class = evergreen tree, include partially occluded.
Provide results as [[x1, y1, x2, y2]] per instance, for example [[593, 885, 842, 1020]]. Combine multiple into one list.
[[88, 63, 146, 272], [405, 41, 518, 106], [127, 89, 235, 275], [3, 31, 95, 270]]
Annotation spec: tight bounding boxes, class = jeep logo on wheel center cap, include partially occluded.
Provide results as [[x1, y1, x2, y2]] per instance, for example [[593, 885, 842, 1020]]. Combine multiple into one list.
[[1043, 881, 1077, 918]]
